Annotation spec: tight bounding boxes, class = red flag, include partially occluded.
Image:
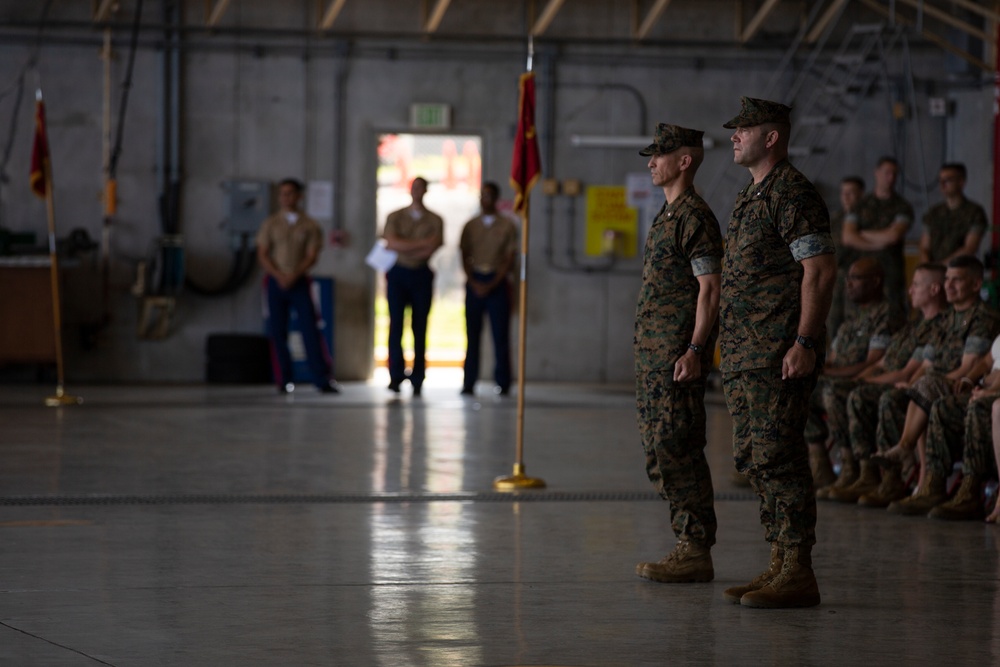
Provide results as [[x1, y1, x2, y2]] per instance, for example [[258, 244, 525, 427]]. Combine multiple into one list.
[[30, 99, 50, 199], [510, 72, 541, 213]]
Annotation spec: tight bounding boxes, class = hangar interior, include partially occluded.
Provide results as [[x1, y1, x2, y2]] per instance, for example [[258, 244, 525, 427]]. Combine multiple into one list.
[[0, 0, 995, 385], [4, 2, 1000, 665]]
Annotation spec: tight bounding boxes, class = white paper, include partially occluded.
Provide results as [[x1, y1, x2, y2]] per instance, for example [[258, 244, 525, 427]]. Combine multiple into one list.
[[365, 241, 398, 272], [306, 180, 334, 219]]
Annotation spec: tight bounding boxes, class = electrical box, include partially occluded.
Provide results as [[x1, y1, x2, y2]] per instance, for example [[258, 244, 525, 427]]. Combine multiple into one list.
[[223, 180, 271, 234]]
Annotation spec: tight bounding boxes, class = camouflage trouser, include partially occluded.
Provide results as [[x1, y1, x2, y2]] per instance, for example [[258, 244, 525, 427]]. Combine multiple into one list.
[[636, 370, 717, 547], [723, 368, 817, 548], [805, 378, 857, 450], [846, 383, 907, 460], [828, 378, 858, 450], [875, 387, 913, 454], [925, 392, 999, 477], [905, 372, 953, 414], [868, 372, 953, 453]]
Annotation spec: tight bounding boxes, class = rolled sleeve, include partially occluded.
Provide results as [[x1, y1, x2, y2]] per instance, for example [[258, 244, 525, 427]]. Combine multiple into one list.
[[789, 232, 836, 262], [691, 255, 722, 277]]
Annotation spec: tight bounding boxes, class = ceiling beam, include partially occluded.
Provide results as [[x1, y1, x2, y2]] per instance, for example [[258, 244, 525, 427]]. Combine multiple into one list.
[[319, 0, 348, 30], [896, 0, 990, 45], [805, 0, 850, 44], [635, 0, 674, 41], [206, 0, 233, 27], [741, 0, 783, 43], [946, 0, 1000, 24], [93, 0, 116, 23], [858, 0, 990, 72], [532, 0, 567, 36], [424, 0, 453, 33]]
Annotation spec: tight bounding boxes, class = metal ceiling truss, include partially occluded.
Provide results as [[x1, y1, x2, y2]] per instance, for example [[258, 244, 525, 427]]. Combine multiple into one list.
[[72, 0, 1000, 73]]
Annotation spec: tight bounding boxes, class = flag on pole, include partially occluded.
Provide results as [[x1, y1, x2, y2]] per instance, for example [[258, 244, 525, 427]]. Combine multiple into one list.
[[30, 98, 50, 199], [510, 72, 541, 213]]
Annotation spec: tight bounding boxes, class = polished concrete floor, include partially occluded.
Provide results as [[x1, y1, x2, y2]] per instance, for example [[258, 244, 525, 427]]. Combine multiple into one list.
[[2, 370, 1000, 666]]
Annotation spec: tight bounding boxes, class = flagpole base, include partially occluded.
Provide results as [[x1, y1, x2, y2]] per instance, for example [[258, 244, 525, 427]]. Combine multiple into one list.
[[45, 387, 82, 407], [493, 463, 546, 491]]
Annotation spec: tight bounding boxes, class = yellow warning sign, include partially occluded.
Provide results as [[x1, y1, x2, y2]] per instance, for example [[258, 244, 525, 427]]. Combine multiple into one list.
[[585, 185, 637, 258]]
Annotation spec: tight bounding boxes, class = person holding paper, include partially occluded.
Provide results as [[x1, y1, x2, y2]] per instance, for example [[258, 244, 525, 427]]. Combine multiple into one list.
[[382, 177, 444, 396]]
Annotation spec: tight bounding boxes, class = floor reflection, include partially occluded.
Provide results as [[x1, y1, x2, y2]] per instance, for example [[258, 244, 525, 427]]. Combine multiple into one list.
[[369, 503, 480, 666]]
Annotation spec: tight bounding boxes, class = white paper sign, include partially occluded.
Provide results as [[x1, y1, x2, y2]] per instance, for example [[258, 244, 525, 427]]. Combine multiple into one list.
[[306, 180, 334, 219], [365, 241, 398, 272]]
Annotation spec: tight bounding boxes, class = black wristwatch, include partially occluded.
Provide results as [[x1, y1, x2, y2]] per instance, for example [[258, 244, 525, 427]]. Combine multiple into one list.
[[795, 335, 817, 350], [688, 343, 703, 354]]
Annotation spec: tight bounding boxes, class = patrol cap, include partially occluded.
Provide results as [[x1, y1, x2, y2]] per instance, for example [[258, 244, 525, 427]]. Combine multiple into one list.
[[638, 123, 704, 156], [722, 96, 792, 129]]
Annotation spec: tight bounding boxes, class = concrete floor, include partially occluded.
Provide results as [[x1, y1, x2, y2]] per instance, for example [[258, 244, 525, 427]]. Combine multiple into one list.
[[2, 370, 999, 666]]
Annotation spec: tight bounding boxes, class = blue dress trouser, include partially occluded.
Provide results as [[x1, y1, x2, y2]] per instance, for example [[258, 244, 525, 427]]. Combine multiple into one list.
[[386, 264, 434, 388], [266, 275, 330, 388], [463, 271, 511, 392]]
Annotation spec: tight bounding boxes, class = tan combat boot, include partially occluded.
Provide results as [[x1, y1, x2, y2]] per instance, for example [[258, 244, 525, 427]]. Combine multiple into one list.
[[827, 458, 878, 503], [929, 474, 984, 521], [809, 443, 836, 490], [723, 544, 782, 603], [857, 465, 909, 508], [887, 472, 947, 515], [817, 450, 857, 500], [636, 540, 714, 583], [740, 545, 821, 608]]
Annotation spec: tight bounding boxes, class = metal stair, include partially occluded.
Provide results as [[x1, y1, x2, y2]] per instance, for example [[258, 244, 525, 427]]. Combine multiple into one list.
[[708, 3, 929, 216]]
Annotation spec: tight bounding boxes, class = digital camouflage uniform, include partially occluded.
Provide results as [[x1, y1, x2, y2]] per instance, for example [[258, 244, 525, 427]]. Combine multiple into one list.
[[922, 198, 987, 263], [720, 151, 834, 549], [846, 192, 913, 319], [925, 393, 998, 479], [635, 124, 723, 548], [924, 336, 1000, 479], [804, 300, 894, 451], [845, 314, 943, 461], [873, 301, 1000, 455]]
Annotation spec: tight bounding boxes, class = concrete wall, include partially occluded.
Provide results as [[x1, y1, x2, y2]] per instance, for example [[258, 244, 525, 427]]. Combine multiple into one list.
[[0, 1, 993, 384]]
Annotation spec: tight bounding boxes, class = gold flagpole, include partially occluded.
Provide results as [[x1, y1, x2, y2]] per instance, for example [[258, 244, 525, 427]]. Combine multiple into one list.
[[36, 90, 81, 407], [493, 192, 545, 491], [494, 40, 544, 491]]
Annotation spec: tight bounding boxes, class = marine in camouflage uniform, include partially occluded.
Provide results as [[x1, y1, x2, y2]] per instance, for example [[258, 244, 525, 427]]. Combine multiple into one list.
[[633, 123, 723, 583], [718, 97, 836, 609], [919, 164, 987, 264], [826, 177, 864, 338], [804, 267, 894, 458], [845, 313, 944, 464], [874, 296, 1000, 458], [870, 259, 1000, 512], [919, 335, 1000, 520], [844, 160, 913, 320], [922, 201, 987, 263]]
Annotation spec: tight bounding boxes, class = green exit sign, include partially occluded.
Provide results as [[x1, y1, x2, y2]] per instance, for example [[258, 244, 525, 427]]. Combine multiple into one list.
[[410, 103, 451, 129]]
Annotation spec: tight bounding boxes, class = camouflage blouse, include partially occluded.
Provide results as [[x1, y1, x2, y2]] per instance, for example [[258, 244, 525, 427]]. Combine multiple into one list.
[[720, 160, 834, 372], [829, 300, 894, 366], [922, 198, 987, 263], [634, 186, 723, 373], [882, 312, 946, 372], [922, 300, 1000, 373]]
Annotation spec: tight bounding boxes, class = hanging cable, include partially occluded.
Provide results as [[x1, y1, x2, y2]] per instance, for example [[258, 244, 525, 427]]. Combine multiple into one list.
[[108, 0, 145, 181]]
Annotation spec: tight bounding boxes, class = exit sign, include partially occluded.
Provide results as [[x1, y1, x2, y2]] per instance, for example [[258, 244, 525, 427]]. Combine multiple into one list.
[[410, 103, 451, 129]]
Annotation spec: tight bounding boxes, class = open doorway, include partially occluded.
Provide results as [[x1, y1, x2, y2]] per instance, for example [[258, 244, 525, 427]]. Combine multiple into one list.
[[374, 133, 483, 377]]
